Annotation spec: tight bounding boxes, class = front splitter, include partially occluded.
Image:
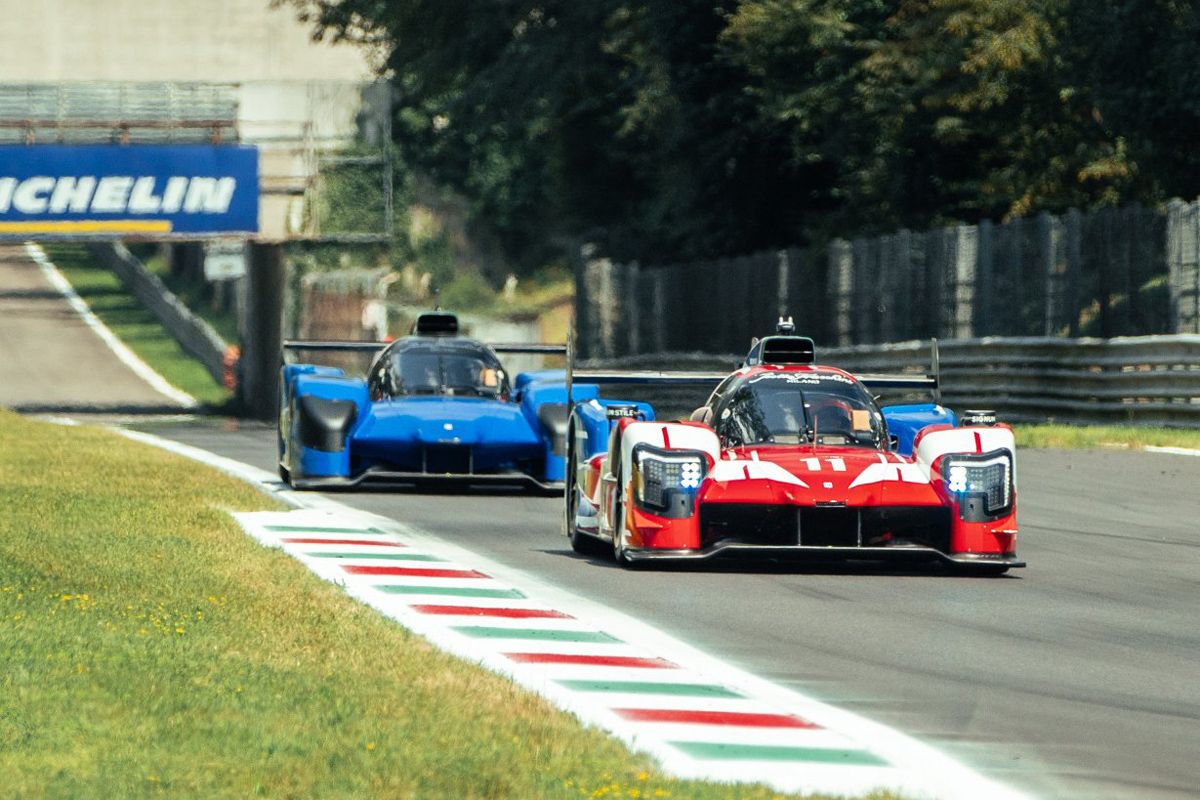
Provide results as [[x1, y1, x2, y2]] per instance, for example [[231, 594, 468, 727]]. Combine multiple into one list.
[[290, 468, 563, 494], [621, 542, 1025, 569]]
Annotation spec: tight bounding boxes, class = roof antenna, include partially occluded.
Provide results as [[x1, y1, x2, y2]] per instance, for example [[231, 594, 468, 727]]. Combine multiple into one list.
[[776, 315, 795, 335]]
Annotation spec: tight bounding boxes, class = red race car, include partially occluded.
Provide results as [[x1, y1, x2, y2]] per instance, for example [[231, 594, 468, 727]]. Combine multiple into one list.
[[564, 323, 1021, 575]]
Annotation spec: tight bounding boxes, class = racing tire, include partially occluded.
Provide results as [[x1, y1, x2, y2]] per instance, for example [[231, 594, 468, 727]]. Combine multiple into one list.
[[278, 396, 296, 488], [611, 507, 646, 570], [565, 421, 607, 557], [611, 477, 632, 568]]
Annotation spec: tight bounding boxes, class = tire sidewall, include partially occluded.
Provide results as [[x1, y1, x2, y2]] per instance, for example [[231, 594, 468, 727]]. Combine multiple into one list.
[[564, 419, 579, 541]]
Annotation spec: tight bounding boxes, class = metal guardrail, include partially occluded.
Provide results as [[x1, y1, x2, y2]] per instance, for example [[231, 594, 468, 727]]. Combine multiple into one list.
[[0, 82, 239, 144], [584, 336, 1200, 427], [86, 242, 230, 387]]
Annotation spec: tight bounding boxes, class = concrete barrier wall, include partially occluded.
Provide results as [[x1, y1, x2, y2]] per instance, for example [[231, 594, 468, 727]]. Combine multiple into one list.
[[86, 242, 229, 386]]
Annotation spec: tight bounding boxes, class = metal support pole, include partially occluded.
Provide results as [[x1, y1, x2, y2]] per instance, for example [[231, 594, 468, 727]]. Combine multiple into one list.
[[237, 243, 285, 420]]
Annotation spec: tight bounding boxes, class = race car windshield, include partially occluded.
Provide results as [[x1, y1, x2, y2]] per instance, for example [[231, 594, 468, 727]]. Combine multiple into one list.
[[716, 374, 884, 448], [388, 351, 506, 398]]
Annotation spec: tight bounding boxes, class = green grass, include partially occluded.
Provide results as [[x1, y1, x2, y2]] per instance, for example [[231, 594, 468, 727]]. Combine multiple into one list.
[[1013, 423, 1200, 450], [0, 411, 892, 800], [41, 244, 231, 408]]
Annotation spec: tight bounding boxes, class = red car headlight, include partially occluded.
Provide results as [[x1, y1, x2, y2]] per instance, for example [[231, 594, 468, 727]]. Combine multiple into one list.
[[633, 444, 706, 518], [942, 449, 1014, 517]]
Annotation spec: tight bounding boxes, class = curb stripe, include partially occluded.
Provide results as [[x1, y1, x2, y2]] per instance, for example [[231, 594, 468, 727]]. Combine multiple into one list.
[[617, 709, 817, 729], [506, 653, 678, 669], [342, 565, 487, 578], [375, 585, 526, 599], [306, 552, 443, 562], [455, 626, 621, 643], [670, 741, 889, 766], [558, 680, 744, 698], [412, 605, 571, 619], [283, 537, 402, 547]]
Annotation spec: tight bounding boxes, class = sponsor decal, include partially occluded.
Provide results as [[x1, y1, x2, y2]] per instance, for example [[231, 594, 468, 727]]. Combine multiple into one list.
[[605, 404, 643, 420], [0, 145, 258, 236], [961, 409, 998, 426], [748, 371, 855, 386]]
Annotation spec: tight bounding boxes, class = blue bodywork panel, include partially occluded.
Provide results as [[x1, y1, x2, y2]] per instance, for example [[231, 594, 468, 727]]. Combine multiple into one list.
[[882, 403, 958, 456], [280, 360, 602, 488], [352, 396, 542, 472], [571, 398, 657, 461]]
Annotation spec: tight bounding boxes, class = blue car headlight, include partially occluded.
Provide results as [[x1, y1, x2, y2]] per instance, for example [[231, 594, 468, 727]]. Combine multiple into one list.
[[943, 449, 1013, 517], [633, 444, 707, 518]]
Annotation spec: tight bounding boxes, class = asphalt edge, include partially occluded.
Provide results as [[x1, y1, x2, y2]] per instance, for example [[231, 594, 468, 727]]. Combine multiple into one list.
[[25, 241, 197, 408]]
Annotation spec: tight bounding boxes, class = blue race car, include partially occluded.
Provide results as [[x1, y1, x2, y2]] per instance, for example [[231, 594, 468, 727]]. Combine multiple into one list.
[[277, 312, 650, 490]]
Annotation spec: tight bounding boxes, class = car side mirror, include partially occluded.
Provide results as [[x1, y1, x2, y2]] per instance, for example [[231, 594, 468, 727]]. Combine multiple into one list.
[[889, 434, 900, 451], [689, 407, 712, 424]]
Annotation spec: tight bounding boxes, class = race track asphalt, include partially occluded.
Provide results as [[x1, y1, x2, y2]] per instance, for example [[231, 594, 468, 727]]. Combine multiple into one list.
[[130, 417, 1200, 800], [0, 245, 184, 413], [3, 242, 1195, 798]]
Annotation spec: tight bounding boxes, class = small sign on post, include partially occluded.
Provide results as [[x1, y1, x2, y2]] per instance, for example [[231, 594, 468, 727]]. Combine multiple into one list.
[[204, 239, 246, 281]]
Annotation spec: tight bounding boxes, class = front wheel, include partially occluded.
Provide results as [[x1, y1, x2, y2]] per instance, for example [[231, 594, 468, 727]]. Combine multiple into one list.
[[611, 482, 632, 567], [277, 397, 295, 487], [566, 421, 607, 557]]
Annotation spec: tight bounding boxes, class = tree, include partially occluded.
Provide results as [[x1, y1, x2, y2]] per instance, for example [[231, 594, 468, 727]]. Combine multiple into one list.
[[287, 0, 1200, 272]]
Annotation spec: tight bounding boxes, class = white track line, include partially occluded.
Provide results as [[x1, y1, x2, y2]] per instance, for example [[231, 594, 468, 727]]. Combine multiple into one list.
[[25, 242, 197, 408], [1144, 445, 1200, 457], [114, 426, 1029, 800]]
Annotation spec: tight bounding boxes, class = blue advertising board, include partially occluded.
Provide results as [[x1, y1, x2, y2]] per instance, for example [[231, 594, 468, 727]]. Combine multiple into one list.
[[0, 144, 258, 237]]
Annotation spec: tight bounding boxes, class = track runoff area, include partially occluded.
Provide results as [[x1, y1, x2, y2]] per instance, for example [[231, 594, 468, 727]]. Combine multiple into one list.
[[123, 428, 1025, 800]]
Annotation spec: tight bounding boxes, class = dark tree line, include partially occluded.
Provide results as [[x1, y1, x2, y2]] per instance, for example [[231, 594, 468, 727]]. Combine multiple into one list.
[[288, 0, 1200, 274]]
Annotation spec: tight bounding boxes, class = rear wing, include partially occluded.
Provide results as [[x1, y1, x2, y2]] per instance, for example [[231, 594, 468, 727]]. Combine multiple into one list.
[[858, 375, 939, 393], [281, 340, 567, 362], [282, 341, 387, 356], [564, 334, 942, 407], [564, 329, 725, 412], [568, 371, 727, 386]]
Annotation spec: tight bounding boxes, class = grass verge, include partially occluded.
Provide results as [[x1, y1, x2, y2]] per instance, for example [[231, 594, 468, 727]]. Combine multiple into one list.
[[1012, 423, 1200, 451], [0, 411, 885, 799], [40, 244, 230, 408]]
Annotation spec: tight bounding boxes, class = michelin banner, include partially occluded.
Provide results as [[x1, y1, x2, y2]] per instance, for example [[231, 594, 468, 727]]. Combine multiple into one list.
[[0, 145, 258, 237]]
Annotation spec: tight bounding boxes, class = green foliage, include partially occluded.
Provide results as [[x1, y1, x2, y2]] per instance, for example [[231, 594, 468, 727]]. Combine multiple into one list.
[[287, 0, 1200, 269], [312, 151, 392, 237], [1014, 422, 1200, 451], [440, 271, 495, 310]]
